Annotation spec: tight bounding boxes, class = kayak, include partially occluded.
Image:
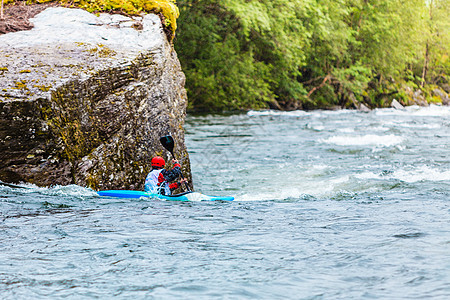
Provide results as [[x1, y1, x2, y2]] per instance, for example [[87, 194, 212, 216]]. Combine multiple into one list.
[[97, 190, 234, 201]]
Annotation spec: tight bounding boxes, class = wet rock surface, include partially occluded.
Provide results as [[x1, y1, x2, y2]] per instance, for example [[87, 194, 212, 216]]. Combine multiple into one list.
[[0, 8, 190, 190]]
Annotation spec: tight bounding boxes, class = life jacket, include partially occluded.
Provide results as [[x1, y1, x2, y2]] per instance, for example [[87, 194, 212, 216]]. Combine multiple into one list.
[[144, 169, 170, 195]]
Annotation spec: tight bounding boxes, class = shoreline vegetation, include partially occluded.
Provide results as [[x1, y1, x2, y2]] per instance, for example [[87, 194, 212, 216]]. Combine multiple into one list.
[[175, 0, 449, 112], [1, 0, 449, 113]]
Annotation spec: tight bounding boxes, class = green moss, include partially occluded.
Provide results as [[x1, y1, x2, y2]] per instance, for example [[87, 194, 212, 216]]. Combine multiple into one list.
[[19, 70, 31, 73], [48, 84, 106, 165], [429, 96, 442, 104]]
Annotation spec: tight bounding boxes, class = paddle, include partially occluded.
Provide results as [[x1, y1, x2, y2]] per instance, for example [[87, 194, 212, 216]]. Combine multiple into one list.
[[159, 135, 191, 192]]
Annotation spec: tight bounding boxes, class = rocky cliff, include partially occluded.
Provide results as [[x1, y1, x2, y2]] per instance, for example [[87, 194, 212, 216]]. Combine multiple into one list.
[[0, 7, 191, 190]]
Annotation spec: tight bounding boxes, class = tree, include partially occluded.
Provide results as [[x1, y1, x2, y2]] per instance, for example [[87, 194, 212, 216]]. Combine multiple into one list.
[[175, 0, 275, 111], [175, 0, 449, 111], [420, 0, 450, 86]]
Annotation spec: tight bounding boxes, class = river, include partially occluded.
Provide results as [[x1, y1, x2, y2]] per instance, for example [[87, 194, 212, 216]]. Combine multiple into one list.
[[1, 105, 450, 299]]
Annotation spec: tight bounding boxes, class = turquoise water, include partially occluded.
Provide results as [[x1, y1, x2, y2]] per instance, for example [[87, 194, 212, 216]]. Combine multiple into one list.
[[1, 105, 450, 299]]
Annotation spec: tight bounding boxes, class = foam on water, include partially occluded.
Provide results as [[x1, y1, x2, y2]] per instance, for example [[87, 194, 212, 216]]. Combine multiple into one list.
[[320, 134, 405, 147], [247, 110, 309, 117], [236, 173, 354, 201], [355, 166, 450, 183], [7, 183, 97, 197], [370, 126, 390, 132], [337, 128, 355, 133], [375, 104, 450, 117], [250, 105, 450, 119], [393, 122, 441, 129], [248, 108, 361, 118], [305, 123, 326, 131]]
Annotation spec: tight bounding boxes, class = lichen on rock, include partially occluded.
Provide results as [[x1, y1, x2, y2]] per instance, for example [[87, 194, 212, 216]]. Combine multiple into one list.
[[0, 7, 191, 190], [0, 0, 179, 39]]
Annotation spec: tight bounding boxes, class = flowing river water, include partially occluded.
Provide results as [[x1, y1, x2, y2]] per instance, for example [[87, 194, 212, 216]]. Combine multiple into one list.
[[1, 105, 450, 299]]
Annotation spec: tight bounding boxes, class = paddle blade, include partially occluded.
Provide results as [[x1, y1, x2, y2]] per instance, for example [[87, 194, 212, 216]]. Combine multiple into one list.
[[159, 135, 191, 191], [160, 135, 175, 155]]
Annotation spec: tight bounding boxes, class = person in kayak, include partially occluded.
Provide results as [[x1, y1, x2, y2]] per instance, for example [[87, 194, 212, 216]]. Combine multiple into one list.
[[144, 156, 187, 195]]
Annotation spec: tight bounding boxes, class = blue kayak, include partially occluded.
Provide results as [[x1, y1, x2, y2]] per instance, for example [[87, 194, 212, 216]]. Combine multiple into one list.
[[97, 190, 234, 201]]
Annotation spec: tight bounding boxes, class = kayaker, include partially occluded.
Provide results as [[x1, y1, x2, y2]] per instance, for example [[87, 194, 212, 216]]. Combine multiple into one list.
[[144, 156, 187, 195]]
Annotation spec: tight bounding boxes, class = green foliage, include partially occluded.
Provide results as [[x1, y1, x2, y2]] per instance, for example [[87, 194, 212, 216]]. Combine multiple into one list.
[[176, 1, 275, 111], [420, 0, 450, 84], [176, 0, 449, 111], [333, 63, 372, 95]]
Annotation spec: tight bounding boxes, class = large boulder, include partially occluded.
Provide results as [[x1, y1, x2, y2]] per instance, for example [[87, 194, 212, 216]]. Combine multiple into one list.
[[0, 7, 191, 190], [433, 88, 450, 105], [390, 99, 404, 109], [412, 89, 428, 106]]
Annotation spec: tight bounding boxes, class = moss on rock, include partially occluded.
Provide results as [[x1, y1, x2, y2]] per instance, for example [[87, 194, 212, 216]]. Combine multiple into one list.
[[2, 0, 179, 39]]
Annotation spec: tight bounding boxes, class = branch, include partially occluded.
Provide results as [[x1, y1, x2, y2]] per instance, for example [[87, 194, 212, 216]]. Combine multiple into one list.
[[302, 76, 325, 85], [307, 74, 331, 97]]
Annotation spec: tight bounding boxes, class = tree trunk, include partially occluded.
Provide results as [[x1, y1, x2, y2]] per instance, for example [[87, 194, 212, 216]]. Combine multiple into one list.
[[421, 42, 429, 87], [421, 0, 433, 87]]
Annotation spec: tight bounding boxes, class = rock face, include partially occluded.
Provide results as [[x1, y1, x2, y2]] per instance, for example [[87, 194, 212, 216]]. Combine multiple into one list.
[[433, 89, 450, 105], [391, 99, 404, 109], [0, 8, 191, 190]]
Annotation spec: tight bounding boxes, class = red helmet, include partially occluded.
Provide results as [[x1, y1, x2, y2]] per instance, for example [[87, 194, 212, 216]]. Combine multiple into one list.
[[151, 156, 165, 168]]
